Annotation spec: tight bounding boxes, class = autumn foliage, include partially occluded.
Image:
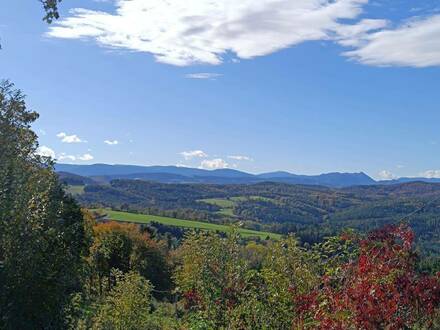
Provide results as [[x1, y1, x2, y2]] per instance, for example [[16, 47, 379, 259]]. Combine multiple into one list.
[[176, 225, 440, 329], [88, 221, 171, 297], [294, 224, 440, 329]]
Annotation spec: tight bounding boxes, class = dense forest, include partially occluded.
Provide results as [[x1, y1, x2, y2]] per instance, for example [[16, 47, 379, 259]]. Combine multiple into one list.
[[2, 81, 440, 329]]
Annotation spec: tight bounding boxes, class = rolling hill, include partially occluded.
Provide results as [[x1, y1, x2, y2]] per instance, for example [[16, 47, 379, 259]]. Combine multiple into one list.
[[56, 163, 376, 187]]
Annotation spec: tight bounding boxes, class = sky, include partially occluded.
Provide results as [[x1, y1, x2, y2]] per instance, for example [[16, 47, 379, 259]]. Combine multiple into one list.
[[0, 0, 439, 179]]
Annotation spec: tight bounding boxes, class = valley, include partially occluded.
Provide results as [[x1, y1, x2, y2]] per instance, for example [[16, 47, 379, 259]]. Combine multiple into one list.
[[60, 167, 440, 255]]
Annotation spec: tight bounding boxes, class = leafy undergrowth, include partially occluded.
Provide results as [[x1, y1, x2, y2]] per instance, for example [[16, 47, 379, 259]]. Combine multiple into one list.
[[177, 224, 440, 329]]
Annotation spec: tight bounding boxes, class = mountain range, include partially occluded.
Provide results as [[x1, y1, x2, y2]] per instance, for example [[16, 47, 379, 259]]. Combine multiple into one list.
[[55, 163, 440, 187]]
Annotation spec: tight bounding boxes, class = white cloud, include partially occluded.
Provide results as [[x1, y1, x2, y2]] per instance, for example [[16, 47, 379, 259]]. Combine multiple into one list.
[[47, 0, 368, 66], [180, 150, 208, 160], [36, 148, 94, 162], [420, 170, 440, 179], [343, 15, 440, 67], [199, 158, 229, 169], [57, 132, 85, 143], [185, 73, 222, 80], [378, 170, 397, 180], [36, 146, 56, 159], [175, 163, 190, 168], [58, 153, 76, 161], [104, 139, 119, 145], [334, 18, 389, 47], [228, 155, 253, 161], [78, 153, 94, 161]]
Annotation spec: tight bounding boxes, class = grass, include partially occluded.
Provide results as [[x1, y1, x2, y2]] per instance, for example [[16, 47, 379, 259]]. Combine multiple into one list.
[[92, 209, 281, 240], [66, 185, 85, 195], [200, 198, 236, 208], [199, 196, 277, 216], [198, 198, 235, 216], [232, 196, 275, 203]]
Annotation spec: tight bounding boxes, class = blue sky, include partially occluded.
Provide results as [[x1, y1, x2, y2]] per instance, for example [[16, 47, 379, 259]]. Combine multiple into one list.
[[1, 0, 439, 179]]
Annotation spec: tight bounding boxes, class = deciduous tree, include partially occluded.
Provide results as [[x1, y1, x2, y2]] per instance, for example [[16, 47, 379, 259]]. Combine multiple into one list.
[[0, 80, 87, 328]]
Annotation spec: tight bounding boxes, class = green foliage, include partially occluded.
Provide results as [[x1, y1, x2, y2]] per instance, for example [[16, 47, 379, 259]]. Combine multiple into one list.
[[87, 221, 172, 297], [0, 80, 87, 328], [175, 231, 319, 329], [225, 238, 318, 329], [311, 230, 359, 278], [92, 271, 155, 330], [175, 230, 248, 327]]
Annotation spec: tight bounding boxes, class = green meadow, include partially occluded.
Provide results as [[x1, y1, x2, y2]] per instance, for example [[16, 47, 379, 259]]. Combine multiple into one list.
[[66, 185, 85, 195], [93, 209, 281, 240], [198, 196, 277, 216]]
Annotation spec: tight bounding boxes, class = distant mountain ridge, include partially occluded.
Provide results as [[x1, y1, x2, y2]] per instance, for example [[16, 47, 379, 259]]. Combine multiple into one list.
[[55, 163, 438, 187]]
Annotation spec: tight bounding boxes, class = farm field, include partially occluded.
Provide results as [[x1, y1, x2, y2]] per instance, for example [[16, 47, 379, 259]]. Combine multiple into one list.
[[92, 209, 281, 240], [66, 185, 85, 195], [199, 196, 277, 216]]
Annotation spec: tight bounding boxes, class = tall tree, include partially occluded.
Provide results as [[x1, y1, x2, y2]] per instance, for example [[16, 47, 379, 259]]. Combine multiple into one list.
[[0, 80, 87, 329]]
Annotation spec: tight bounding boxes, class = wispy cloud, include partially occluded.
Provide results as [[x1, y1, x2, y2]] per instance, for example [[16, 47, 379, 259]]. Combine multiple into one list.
[[185, 73, 222, 80], [228, 155, 253, 161], [104, 139, 119, 145], [58, 153, 76, 161], [57, 132, 86, 143], [47, 0, 368, 66], [78, 153, 94, 161], [47, 1, 440, 68], [199, 158, 228, 170], [180, 150, 208, 160], [343, 15, 440, 67], [420, 170, 440, 179]]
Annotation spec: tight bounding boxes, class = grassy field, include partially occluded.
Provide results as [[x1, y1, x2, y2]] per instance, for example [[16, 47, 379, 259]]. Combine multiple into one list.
[[200, 198, 236, 208], [198, 198, 235, 216], [199, 196, 276, 217], [92, 209, 281, 240], [66, 185, 85, 195]]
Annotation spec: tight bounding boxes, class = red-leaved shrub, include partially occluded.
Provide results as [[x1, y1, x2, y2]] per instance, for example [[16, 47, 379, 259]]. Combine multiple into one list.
[[294, 224, 440, 329]]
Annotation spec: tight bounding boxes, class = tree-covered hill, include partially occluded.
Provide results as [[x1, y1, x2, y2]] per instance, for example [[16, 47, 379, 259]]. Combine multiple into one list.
[[74, 179, 440, 253]]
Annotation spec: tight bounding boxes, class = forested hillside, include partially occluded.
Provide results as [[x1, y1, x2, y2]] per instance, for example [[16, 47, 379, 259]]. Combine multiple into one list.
[[73, 179, 440, 254]]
